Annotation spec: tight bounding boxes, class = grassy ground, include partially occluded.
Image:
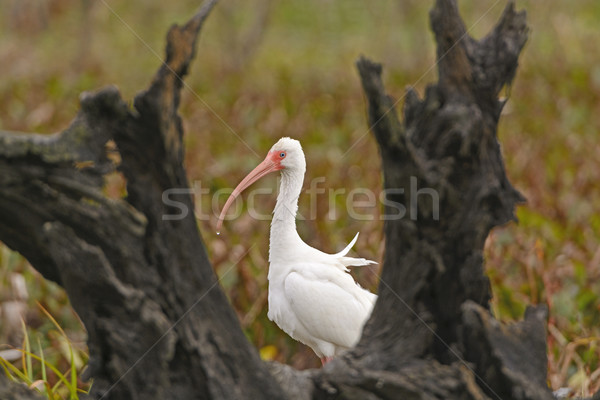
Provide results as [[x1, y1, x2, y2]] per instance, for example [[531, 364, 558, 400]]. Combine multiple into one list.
[[0, 0, 598, 396]]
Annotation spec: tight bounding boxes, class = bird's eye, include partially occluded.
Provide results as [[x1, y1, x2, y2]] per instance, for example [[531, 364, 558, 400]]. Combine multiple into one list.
[[279, 152, 286, 158]]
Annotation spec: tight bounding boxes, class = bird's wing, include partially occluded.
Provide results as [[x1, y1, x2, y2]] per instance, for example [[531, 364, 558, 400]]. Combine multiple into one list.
[[284, 266, 376, 349], [330, 232, 377, 268]]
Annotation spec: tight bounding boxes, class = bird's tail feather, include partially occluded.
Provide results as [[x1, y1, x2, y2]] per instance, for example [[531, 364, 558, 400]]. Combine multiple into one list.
[[332, 232, 377, 269], [332, 232, 360, 257], [338, 257, 377, 268]]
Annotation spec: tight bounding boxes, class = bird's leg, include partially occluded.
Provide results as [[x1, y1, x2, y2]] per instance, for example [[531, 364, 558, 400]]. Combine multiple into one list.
[[320, 356, 333, 366]]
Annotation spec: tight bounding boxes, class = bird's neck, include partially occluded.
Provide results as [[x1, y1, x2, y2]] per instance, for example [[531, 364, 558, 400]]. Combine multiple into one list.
[[269, 169, 305, 262]]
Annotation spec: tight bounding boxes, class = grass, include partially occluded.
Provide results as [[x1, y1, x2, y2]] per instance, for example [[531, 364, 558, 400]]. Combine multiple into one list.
[[0, 0, 599, 396], [0, 304, 89, 399]]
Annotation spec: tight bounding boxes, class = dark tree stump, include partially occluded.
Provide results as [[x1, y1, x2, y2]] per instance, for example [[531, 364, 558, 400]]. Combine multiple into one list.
[[0, 1, 283, 399], [0, 0, 573, 399]]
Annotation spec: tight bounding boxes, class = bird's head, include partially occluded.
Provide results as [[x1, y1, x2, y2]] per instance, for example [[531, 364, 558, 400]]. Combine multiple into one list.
[[269, 137, 306, 174], [216, 137, 305, 233]]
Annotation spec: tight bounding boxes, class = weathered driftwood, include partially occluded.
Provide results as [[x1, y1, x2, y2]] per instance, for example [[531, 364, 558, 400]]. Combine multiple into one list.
[[0, 0, 569, 399]]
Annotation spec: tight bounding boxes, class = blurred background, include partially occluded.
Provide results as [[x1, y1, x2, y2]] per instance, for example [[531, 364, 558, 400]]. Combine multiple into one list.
[[0, 0, 598, 396]]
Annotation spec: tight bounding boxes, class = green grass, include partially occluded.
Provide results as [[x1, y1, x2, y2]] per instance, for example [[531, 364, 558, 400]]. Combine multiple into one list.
[[1, 0, 599, 396], [0, 304, 89, 399]]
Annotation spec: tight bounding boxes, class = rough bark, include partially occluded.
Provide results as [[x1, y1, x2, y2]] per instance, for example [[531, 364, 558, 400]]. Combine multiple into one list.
[[0, 1, 283, 399], [342, 1, 552, 399], [0, 0, 575, 399]]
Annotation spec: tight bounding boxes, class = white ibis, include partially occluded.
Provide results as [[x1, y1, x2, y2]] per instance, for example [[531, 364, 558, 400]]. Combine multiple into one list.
[[216, 137, 377, 365]]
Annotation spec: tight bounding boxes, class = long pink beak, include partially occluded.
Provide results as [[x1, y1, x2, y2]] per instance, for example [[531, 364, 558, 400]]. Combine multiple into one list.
[[216, 152, 282, 234]]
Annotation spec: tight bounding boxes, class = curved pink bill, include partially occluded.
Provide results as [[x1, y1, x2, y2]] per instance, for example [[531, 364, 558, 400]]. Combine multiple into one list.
[[216, 153, 281, 234]]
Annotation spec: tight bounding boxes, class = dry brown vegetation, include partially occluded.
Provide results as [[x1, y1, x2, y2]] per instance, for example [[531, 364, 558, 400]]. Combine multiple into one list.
[[0, 0, 598, 396]]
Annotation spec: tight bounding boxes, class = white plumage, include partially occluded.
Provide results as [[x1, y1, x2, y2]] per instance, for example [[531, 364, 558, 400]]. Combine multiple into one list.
[[217, 137, 377, 364]]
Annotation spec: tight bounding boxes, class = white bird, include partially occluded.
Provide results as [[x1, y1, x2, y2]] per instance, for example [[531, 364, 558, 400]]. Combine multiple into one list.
[[216, 137, 377, 365]]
